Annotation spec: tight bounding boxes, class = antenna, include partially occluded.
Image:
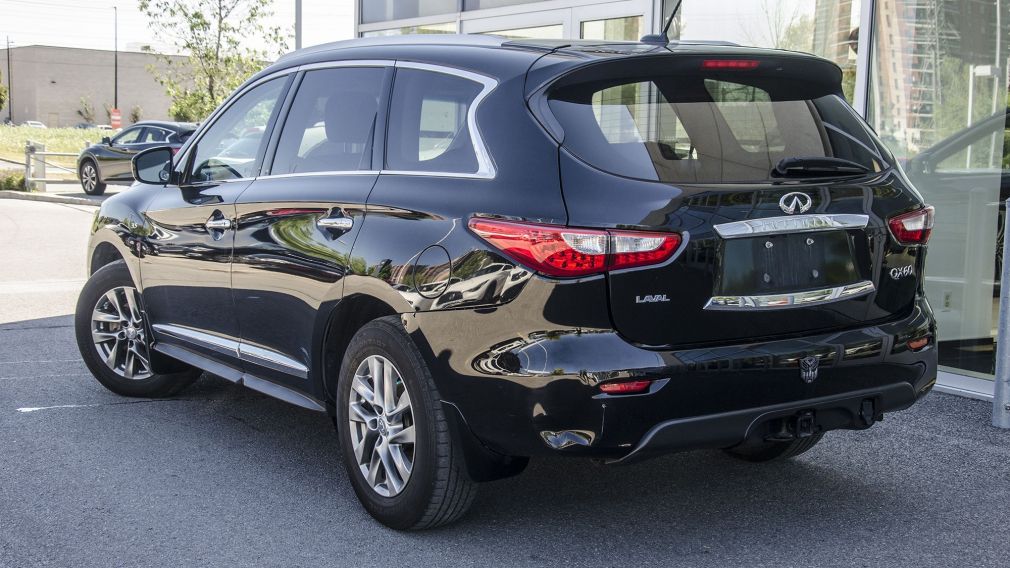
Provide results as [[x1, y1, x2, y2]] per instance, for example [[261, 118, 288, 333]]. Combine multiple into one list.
[[641, 0, 684, 45]]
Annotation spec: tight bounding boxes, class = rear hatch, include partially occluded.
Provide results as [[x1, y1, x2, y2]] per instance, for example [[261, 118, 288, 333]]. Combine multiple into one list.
[[537, 51, 926, 347]]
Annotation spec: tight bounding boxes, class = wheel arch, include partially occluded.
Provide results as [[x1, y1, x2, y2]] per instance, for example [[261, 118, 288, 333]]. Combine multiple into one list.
[[90, 241, 124, 275], [318, 293, 400, 403]]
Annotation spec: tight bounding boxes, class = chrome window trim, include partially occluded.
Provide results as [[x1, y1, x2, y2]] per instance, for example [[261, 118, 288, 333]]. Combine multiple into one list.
[[703, 280, 876, 311], [259, 170, 380, 180], [714, 214, 870, 239]]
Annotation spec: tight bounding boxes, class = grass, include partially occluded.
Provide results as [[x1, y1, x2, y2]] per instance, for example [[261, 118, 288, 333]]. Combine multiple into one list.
[[0, 126, 111, 173]]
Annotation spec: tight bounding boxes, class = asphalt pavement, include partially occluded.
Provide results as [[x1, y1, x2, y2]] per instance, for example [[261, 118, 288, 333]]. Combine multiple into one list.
[[2, 198, 1009, 567]]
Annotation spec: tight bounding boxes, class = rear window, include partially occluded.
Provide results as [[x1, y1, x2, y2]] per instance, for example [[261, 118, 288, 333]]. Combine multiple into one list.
[[548, 74, 888, 183]]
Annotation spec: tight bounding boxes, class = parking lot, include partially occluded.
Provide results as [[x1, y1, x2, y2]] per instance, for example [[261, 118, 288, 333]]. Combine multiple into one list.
[[2, 198, 1009, 567]]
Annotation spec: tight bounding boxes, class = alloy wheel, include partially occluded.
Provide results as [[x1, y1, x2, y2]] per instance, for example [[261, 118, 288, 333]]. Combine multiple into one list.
[[81, 163, 97, 192], [348, 355, 415, 497], [91, 286, 153, 380]]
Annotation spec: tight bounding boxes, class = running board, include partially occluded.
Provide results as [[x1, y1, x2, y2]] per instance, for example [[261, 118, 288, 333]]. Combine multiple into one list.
[[154, 343, 327, 413]]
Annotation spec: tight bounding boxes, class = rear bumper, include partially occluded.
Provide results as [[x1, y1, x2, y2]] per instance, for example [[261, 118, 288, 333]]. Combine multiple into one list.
[[404, 276, 936, 460], [610, 382, 919, 464]]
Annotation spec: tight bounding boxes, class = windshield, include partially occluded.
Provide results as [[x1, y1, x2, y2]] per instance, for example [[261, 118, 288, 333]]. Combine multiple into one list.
[[548, 75, 889, 183]]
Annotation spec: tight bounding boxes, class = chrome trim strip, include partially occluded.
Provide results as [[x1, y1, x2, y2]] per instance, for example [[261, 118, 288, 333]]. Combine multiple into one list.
[[297, 59, 395, 71], [394, 61, 498, 179], [258, 170, 380, 180], [703, 280, 876, 311], [714, 214, 869, 239], [151, 323, 240, 356], [238, 342, 309, 378]]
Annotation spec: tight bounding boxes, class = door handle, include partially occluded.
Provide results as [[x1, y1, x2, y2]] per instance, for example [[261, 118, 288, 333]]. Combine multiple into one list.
[[205, 218, 232, 230], [317, 215, 353, 231]]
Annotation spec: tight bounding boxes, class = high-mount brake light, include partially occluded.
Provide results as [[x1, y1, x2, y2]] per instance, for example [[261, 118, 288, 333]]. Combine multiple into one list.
[[701, 59, 760, 70], [887, 205, 934, 245], [467, 218, 681, 278]]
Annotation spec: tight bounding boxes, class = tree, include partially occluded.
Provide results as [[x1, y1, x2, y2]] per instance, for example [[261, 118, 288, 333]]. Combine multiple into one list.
[[130, 105, 143, 123], [139, 0, 289, 122], [77, 97, 95, 123], [0, 71, 6, 115]]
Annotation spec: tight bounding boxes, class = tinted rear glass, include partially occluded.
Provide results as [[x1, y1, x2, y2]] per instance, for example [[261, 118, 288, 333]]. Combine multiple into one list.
[[548, 74, 888, 183]]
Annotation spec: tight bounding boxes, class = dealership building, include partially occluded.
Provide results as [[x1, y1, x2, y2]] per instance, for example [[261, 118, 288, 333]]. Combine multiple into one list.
[[359, 0, 1010, 399]]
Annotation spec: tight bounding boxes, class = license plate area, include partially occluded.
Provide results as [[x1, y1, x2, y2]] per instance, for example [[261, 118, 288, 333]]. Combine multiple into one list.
[[718, 230, 861, 296]]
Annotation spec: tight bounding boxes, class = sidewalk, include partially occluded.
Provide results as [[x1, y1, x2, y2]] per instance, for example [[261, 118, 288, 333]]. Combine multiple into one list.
[[0, 183, 126, 206]]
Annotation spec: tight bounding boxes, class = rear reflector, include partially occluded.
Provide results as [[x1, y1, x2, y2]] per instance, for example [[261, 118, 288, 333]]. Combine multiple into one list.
[[702, 59, 760, 70], [599, 380, 652, 395], [468, 218, 681, 277], [907, 336, 930, 351], [887, 205, 934, 245]]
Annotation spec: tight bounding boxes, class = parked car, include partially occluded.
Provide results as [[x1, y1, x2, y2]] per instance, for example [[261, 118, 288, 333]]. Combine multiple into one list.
[[75, 35, 937, 530], [22, 120, 46, 128], [76, 120, 196, 195]]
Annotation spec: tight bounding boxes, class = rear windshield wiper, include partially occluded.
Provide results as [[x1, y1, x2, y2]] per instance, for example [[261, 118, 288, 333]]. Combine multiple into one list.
[[772, 157, 871, 178]]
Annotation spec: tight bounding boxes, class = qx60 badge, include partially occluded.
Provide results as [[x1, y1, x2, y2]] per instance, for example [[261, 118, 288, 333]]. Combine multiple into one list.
[[779, 192, 813, 215]]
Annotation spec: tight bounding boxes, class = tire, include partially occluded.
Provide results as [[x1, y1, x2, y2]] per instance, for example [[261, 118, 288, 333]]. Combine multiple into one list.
[[336, 316, 476, 530], [79, 159, 107, 196], [75, 260, 199, 397], [723, 432, 825, 463]]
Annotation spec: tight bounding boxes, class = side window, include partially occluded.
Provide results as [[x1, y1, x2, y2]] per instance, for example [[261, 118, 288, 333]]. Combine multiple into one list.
[[386, 69, 483, 174], [143, 128, 169, 143], [187, 77, 286, 182], [271, 67, 385, 174], [113, 127, 143, 145]]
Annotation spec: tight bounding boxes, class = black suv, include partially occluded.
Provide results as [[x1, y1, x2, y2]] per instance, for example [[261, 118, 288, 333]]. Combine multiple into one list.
[[75, 35, 937, 529]]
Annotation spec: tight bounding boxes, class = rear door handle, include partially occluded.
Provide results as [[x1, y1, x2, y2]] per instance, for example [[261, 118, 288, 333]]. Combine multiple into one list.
[[317, 214, 353, 232]]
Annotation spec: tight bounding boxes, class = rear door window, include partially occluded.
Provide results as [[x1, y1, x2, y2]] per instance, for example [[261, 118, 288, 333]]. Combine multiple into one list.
[[270, 67, 386, 174], [385, 69, 483, 174], [548, 73, 887, 183]]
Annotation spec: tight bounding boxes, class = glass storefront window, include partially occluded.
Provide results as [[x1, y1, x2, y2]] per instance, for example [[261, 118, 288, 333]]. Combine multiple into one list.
[[480, 24, 564, 39], [361, 0, 458, 25], [668, 0, 862, 103], [581, 15, 644, 41], [361, 22, 457, 38], [868, 0, 1010, 380], [464, 0, 543, 9]]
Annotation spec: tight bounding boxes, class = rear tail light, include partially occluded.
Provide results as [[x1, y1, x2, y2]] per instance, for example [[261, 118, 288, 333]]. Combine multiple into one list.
[[599, 380, 652, 395], [887, 205, 934, 245], [467, 218, 681, 277], [702, 59, 760, 70], [907, 336, 931, 351]]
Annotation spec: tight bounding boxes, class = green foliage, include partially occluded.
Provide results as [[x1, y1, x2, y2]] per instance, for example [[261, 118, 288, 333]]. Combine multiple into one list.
[[0, 172, 26, 191], [138, 0, 290, 122], [0, 70, 7, 114], [77, 97, 96, 124], [0, 126, 103, 170]]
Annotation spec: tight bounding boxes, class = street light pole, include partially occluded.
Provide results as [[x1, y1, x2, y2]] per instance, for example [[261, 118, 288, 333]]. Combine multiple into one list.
[[114, 6, 118, 110], [5, 36, 12, 123], [295, 0, 302, 50]]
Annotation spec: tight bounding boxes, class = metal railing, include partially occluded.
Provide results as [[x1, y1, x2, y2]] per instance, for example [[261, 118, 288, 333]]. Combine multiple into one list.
[[24, 140, 82, 192]]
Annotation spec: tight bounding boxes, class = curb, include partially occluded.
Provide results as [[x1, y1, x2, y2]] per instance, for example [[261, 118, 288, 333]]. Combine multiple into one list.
[[0, 190, 103, 206]]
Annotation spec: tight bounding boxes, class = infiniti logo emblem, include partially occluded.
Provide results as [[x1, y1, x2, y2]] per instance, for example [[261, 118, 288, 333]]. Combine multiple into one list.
[[779, 192, 813, 215]]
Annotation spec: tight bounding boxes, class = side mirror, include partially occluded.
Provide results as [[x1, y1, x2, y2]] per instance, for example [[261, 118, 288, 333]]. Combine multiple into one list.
[[133, 146, 175, 186], [101, 136, 112, 145]]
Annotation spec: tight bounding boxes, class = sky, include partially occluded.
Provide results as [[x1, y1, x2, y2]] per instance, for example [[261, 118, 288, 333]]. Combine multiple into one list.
[[0, 0, 355, 53]]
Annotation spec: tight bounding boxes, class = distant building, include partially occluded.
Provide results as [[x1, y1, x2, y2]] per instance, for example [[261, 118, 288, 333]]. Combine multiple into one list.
[[0, 45, 187, 127]]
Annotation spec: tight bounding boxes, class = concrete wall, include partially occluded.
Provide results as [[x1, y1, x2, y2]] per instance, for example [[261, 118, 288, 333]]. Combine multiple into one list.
[[0, 45, 188, 127]]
